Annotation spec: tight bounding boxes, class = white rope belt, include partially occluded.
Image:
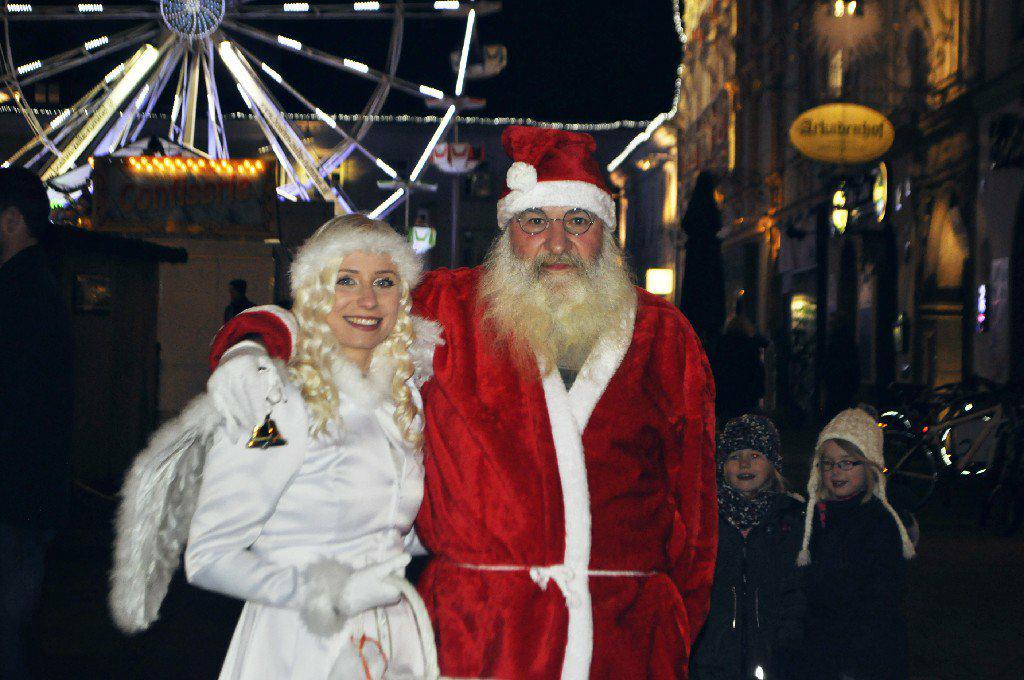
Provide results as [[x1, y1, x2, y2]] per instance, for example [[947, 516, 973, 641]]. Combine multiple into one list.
[[452, 562, 657, 609]]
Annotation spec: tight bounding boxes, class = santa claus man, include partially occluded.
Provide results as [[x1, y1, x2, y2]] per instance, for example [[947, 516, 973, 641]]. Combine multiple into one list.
[[208, 125, 717, 679]]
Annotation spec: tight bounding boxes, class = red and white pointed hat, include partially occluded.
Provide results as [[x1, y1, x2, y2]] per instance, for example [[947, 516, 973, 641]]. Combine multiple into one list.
[[496, 125, 616, 229]]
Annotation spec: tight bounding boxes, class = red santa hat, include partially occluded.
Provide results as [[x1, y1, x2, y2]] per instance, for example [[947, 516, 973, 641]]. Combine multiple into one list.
[[496, 125, 616, 229]]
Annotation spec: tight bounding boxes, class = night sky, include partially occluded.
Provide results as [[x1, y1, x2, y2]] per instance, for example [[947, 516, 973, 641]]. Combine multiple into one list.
[[7, 0, 681, 123]]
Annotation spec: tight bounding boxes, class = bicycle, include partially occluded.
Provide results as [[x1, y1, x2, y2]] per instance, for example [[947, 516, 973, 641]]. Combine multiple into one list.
[[878, 377, 1007, 511]]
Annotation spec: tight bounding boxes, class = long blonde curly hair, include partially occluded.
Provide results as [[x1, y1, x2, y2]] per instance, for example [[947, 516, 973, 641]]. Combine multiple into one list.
[[287, 215, 422, 447]]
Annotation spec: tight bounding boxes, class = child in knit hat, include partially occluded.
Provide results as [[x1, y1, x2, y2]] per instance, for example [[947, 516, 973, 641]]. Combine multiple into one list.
[[690, 415, 805, 680], [798, 408, 914, 680]]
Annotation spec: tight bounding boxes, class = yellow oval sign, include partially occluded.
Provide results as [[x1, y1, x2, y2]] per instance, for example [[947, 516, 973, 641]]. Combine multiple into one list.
[[789, 103, 895, 164]]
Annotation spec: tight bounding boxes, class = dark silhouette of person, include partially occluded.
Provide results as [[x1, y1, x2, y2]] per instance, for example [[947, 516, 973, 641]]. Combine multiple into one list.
[[821, 312, 862, 422], [711, 314, 767, 424], [223, 278, 255, 323], [0, 167, 73, 679]]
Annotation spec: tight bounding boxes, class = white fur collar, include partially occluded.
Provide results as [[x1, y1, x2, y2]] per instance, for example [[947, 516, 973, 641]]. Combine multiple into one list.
[[329, 314, 444, 409]]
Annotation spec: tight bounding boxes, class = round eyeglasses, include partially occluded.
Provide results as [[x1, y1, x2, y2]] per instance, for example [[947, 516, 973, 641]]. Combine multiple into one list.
[[512, 208, 597, 236], [818, 459, 864, 472]]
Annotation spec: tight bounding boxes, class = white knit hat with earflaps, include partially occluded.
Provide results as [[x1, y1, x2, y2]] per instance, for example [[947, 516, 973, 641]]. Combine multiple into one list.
[[796, 408, 916, 566]]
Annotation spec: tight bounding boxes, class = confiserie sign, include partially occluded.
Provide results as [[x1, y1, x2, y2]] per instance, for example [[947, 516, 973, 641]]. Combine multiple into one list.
[[92, 156, 277, 237], [789, 104, 895, 165]]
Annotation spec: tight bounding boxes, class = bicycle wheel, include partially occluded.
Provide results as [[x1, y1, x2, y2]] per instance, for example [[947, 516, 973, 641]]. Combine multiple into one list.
[[883, 430, 939, 510]]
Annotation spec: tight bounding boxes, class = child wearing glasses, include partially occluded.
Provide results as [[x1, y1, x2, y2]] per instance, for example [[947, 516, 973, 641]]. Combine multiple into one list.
[[797, 408, 916, 680], [690, 415, 805, 680]]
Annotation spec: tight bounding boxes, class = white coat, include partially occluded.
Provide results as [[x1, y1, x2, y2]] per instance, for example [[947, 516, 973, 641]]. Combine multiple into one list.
[[185, 356, 427, 680]]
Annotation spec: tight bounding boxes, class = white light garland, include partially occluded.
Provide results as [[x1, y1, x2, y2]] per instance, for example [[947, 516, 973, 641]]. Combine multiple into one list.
[[607, 0, 684, 172], [0, 104, 651, 131], [84, 36, 109, 51]]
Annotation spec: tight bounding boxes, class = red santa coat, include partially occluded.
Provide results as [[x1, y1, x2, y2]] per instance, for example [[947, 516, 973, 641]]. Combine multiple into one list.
[[411, 267, 717, 679], [208, 269, 718, 679]]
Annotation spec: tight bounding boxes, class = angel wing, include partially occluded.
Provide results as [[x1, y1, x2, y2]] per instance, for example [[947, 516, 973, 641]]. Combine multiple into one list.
[[109, 392, 223, 633]]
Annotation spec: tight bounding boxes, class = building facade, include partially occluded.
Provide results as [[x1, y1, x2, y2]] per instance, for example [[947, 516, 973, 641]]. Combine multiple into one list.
[[617, 0, 1023, 420]]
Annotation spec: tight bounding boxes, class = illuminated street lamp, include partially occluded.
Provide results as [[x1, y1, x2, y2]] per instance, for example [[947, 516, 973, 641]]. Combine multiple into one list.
[[831, 186, 849, 234]]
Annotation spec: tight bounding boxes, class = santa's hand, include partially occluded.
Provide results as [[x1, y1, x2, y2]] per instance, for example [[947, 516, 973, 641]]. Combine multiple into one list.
[[300, 555, 411, 637], [207, 340, 284, 436]]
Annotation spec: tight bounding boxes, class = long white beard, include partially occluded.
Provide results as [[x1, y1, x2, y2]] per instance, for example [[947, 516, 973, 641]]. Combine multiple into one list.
[[478, 228, 636, 375]]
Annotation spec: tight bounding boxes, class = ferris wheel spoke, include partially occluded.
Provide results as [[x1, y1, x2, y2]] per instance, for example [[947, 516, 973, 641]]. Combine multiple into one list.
[[367, 187, 405, 220], [127, 43, 186, 144], [41, 37, 171, 180], [5, 76, 110, 168], [2, 23, 159, 90], [221, 19, 448, 102], [217, 38, 345, 207], [1, 5, 159, 21], [200, 39, 229, 158], [230, 42, 398, 182], [239, 83, 311, 200], [97, 43, 184, 155], [180, 45, 203, 147], [230, 2, 500, 20]]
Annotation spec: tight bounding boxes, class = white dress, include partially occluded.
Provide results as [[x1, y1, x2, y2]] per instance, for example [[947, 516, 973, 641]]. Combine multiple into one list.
[[185, 364, 426, 680]]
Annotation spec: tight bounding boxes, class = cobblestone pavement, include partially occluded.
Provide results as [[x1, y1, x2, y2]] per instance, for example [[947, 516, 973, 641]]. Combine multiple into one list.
[[22, 425, 1024, 679]]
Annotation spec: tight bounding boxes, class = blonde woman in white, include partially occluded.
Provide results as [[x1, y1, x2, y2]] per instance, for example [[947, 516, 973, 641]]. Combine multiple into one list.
[[111, 214, 441, 679]]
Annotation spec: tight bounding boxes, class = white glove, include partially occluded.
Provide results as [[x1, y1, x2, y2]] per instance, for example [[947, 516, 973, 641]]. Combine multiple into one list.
[[207, 340, 286, 437], [300, 554, 412, 637]]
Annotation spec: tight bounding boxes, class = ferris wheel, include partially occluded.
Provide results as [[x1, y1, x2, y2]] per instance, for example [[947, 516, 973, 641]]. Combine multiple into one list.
[[1, 0, 498, 218]]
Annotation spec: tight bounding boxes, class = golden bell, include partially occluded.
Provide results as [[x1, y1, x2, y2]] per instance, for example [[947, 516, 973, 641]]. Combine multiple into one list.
[[246, 413, 288, 449]]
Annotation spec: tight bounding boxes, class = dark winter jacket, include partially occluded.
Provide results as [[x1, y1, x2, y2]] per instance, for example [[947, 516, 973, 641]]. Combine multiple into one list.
[[690, 493, 806, 680], [0, 245, 72, 530], [801, 495, 908, 680]]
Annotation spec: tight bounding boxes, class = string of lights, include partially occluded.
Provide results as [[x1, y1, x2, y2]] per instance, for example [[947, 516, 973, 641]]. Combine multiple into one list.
[[0, 105, 650, 132], [606, 0, 684, 172]]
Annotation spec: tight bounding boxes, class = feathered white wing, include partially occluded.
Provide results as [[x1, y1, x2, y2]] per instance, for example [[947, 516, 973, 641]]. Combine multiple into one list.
[[109, 393, 223, 633]]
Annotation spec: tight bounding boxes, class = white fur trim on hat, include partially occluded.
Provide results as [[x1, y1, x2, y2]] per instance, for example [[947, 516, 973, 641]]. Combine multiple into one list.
[[497, 179, 616, 230], [290, 219, 423, 296]]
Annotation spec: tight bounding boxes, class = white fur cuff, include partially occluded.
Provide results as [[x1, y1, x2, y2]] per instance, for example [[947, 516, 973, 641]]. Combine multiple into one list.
[[300, 559, 353, 637]]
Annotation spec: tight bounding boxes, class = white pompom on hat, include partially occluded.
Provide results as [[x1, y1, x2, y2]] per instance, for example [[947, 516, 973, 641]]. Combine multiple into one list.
[[496, 125, 616, 229], [289, 215, 423, 297], [796, 408, 916, 566]]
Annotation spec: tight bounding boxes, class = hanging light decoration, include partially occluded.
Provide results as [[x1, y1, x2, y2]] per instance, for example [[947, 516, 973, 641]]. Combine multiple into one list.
[[812, 0, 881, 58]]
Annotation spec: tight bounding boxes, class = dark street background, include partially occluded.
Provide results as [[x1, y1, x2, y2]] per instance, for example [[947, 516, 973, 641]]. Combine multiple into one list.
[[26, 426, 1024, 680]]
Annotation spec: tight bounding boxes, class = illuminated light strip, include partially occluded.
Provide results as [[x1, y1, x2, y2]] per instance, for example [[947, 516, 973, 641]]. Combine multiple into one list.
[[368, 188, 404, 219], [607, 0, 684, 172], [8, 4, 32, 12], [42, 44, 160, 180], [352, 1, 379, 9], [16, 60, 41, 75], [374, 157, 398, 178], [607, 112, 668, 172], [48, 108, 72, 130], [277, 35, 302, 50], [0, 104, 650, 132], [77, 3, 103, 12], [419, 84, 444, 100], [282, 2, 308, 10], [410, 103, 455, 181], [454, 8, 476, 96], [219, 40, 339, 205], [84, 36, 109, 51], [343, 58, 369, 74], [135, 84, 150, 108], [261, 62, 283, 83], [314, 107, 337, 129], [105, 63, 125, 83], [433, 1, 459, 9]]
